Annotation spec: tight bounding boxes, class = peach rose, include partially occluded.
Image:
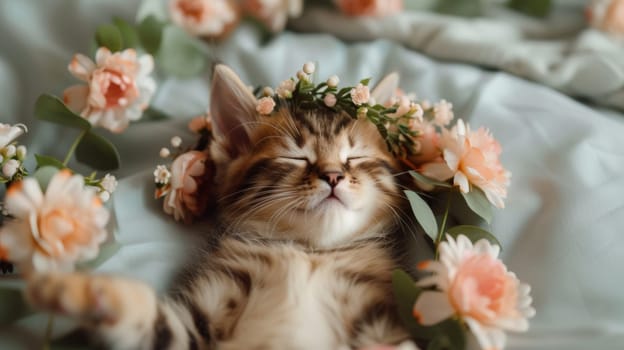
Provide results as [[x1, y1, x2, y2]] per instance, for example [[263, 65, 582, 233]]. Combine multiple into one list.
[[413, 235, 535, 350], [161, 151, 212, 223], [243, 0, 304, 32], [256, 96, 276, 115], [420, 120, 510, 208], [63, 47, 156, 133], [334, 0, 403, 17], [350, 83, 371, 106], [587, 0, 624, 35], [169, 0, 239, 39], [188, 113, 213, 133], [0, 170, 109, 273]]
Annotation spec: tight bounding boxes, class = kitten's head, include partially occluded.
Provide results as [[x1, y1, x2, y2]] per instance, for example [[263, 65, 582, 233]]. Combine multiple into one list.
[[209, 65, 403, 248]]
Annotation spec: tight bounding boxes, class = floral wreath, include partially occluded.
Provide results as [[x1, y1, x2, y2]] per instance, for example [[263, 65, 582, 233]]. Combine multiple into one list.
[[0, 2, 537, 350]]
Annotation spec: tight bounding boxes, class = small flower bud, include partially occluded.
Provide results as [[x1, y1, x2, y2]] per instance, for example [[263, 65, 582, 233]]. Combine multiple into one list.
[[324, 94, 337, 108], [99, 191, 111, 203], [327, 75, 340, 88], [303, 62, 315, 75], [16, 145, 27, 160], [160, 147, 171, 158], [100, 174, 118, 193], [296, 70, 308, 81], [2, 159, 19, 178], [357, 107, 368, 118], [262, 86, 275, 97], [3, 145, 16, 158], [170, 136, 182, 148]]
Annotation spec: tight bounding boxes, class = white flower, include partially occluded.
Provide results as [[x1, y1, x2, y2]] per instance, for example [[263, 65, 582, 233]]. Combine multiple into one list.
[[0, 123, 27, 148], [3, 144, 16, 158], [154, 165, 172, 185], [100, 174, 118, 193], [63, 47, 156, 133], [327, 75, 340, 88], [296, 70, 308, 81], [99, 191, 111, 203], [262, 86, 275, 97], [2, 159, 20, 178], [0, 170, 110, 273], [433, 99, 454, 126], [276, 79, 296, 98], [413, 235, 535, 350]]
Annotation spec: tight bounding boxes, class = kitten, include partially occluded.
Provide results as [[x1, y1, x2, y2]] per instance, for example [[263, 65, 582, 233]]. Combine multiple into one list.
[[25, 65, 416, 349]]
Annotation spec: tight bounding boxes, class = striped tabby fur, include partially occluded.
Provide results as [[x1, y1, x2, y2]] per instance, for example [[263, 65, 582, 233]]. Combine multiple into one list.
[[26, 65, 415, 349]]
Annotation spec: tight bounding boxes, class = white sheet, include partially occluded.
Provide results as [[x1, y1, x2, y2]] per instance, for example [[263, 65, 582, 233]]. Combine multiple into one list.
[[1, 1, 624, 349]]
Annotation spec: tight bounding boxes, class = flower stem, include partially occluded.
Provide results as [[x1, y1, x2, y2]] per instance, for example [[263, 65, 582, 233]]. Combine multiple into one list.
[[43, 314, 55, 350], [63, 129, 88, 166], [435, 192, 452, 260]]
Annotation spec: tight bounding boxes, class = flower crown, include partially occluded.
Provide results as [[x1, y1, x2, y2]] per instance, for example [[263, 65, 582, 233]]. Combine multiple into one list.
[[252, 62, 450, 162]]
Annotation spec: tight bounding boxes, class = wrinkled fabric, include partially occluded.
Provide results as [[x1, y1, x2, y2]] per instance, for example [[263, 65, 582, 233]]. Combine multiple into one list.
[[1, 0, 624, 349]]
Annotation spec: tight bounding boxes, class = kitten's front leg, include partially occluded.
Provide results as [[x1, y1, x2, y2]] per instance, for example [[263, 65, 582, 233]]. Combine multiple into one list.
[[26, 272, 189, 349]]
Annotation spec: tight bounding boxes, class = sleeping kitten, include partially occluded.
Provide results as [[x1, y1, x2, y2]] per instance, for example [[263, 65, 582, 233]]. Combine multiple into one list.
[[25, 65, 416, 349]]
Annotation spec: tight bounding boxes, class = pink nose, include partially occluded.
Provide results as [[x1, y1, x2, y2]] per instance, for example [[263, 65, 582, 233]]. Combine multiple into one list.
[[322, 172, 344, 187]]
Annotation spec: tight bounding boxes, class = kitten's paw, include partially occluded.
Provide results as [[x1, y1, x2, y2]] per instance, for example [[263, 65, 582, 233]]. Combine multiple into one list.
[[26, 273, 123, 325]]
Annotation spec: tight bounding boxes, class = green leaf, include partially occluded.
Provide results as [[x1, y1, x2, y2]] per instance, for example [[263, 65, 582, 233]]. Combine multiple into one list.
[[113, 17, 139, 49], [95, 24, 123, 52], [75, 131, 121, 171], [460, 187, 493, 224], [34, 154, 65, 169], [34, 94, 92, 130], [138, 15, 165, 54], [405, 190, 438, 241], [426, 319, 466, 350], [0, 288, 32, 324], [157, 26, 206, 78], [409, 170, 452, 188], [33, 166, 61, 191], [391, 269, 426, 337], [435, 0, 482, 17], [140, 106, 171, 121], [508, 0, 552, 18], [446, 225, 502, 249], [359, 78, 371, 86]]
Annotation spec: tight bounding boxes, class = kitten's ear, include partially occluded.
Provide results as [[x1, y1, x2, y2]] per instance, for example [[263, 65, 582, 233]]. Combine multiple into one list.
[[371, 72, 399, 105], [210, 64, 258, 157]]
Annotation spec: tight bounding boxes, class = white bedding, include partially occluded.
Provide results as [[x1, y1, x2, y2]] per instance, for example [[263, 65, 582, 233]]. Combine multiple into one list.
[[1, 1, 624, 349]]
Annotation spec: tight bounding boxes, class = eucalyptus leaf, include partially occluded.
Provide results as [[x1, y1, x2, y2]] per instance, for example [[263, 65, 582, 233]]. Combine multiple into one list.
[[34, 94, 92, 130], [0, 288, 32, 324], [75, 131, 121, 171], [95, 24, 123, 52], [391, 269, 428, 338], [34, 154, 65, 170], [138, 15, 165, 54], [508, 0, 552, 18], [405, 190, 438, 241], [33, 166, 61, 191], [409, 170, 452, 188], [157, 26, 206, 78], [113, 17, 139, 49], [460, 187, 493, 224], [446, 225, 501, 249], [140, 106, 172, 121]]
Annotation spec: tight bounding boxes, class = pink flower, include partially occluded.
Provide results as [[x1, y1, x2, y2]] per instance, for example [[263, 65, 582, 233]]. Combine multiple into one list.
[[0, 170, 109, 273], [256, 96, 276, 115], [159, 151, 211, 223], [413, 235, 535, 350], [421, 120, 510, 208], [169, 0, 239, 38], [334, 0, 403, 17], [243, 0, 304, 32], [350, 83, 371, 106], [324, 93, 337, 107], [276, 79, 296, 98], [587, 0, 624, 35], [63, 47, 156, 133]]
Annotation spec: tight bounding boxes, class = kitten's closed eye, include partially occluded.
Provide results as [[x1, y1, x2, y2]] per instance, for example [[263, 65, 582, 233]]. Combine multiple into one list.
[[277, 156, 310, 165]]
